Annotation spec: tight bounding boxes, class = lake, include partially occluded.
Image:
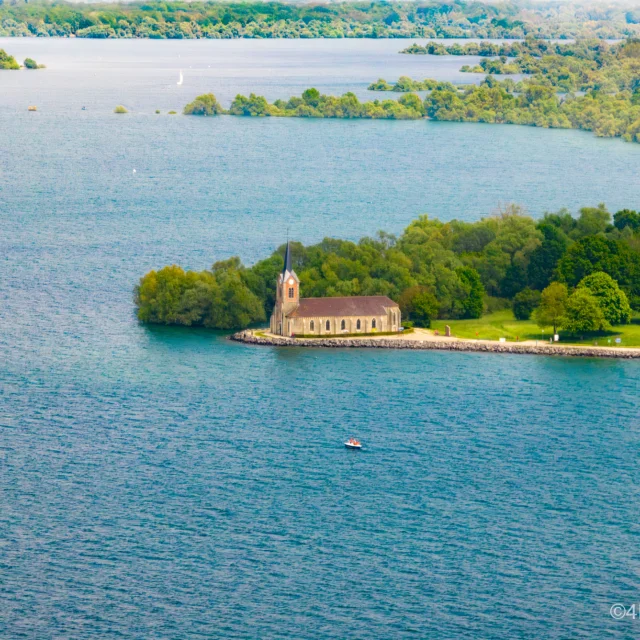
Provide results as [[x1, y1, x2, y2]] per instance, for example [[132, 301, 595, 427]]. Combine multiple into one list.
[[1, 38, 639, 639]]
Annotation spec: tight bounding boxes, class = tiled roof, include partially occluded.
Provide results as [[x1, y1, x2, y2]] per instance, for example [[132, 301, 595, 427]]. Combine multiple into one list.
[[287, 296, 398, 318]]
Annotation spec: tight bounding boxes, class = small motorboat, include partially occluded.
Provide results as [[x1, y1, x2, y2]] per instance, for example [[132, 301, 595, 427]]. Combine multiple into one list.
[[344, 438, 362, 450]]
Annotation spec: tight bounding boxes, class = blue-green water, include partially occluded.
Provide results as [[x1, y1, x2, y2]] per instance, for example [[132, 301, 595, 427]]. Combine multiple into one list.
[[1, 39, 640, 639]]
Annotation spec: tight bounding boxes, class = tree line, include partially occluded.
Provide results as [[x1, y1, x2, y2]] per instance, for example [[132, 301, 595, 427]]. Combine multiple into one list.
[[1, 1, 639, 40], [135, 204, 640, 336]]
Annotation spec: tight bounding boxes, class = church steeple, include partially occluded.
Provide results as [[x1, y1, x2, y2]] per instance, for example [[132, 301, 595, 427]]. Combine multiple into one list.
[[270, 238, 300, 336], [283, 240, 292, 276]]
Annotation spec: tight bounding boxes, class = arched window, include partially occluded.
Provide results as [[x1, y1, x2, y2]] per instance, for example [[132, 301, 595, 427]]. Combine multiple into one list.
[[356, 319, 361, 330], [288, 287, 294, 299], [325, 320, 330, 331], [372, 319, 376, 329], [310, 320, 314, 331], [341, 319, 346, 331]]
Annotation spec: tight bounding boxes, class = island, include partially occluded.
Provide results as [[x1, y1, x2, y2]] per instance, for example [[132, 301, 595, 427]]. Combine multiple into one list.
[[0, 49, 19, 70], [0, 49, 45, 69], [135, 203, 640, 354]]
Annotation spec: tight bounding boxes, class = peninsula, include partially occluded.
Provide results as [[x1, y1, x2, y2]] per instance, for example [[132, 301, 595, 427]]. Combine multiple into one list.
[[135, 204, 640, 352], [181, 38, 640, 145]]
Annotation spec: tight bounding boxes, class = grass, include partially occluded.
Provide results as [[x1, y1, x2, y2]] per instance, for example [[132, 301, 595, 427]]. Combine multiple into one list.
[[431, 309, 640, 348]]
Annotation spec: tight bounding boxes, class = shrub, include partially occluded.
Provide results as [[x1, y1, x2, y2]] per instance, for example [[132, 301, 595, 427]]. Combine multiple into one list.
[[23, 58, 39, 69], [114, 105, 128, 114], [513, 288, 541, 320]]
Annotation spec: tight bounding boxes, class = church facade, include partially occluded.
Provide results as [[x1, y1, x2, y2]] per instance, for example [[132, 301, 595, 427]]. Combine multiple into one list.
[[269, 242, 401, 337]]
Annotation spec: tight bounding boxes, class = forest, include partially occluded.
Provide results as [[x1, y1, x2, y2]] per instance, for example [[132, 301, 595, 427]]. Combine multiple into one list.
[[135, 204, 640, 337], [1, 0, 639, 39]]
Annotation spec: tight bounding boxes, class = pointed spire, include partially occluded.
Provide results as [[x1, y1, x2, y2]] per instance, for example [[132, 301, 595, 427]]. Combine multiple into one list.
[[283, 239, 292, 275]]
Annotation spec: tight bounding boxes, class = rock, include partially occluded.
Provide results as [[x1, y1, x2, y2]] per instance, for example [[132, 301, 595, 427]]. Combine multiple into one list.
[[229, 331, 640, 359]]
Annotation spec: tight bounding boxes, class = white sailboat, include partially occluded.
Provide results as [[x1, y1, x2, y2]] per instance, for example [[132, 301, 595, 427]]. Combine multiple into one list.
[[177, 70, 183, 86]]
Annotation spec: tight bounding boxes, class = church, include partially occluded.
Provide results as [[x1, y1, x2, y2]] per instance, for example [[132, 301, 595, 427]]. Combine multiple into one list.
[[269, 241, 402, 337]]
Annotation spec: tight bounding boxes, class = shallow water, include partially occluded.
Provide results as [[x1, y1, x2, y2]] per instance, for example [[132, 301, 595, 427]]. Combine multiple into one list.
[[1, 39, 640, 639]]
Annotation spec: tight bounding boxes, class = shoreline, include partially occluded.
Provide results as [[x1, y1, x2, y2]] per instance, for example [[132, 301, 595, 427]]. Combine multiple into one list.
[[230, 329, 640, 359]]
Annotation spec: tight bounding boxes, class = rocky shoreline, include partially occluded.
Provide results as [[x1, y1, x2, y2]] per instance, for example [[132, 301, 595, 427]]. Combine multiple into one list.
[[230, 330, 640, 359]]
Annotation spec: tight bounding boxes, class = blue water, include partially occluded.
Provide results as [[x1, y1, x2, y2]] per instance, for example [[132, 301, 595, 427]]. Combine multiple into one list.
[[1, 39, 640, 639]]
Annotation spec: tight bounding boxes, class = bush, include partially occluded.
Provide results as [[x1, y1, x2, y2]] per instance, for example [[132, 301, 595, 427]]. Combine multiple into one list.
[[114, 105, 128, 114], [513, 288, 541, 320], [23, 58, 40, 69]]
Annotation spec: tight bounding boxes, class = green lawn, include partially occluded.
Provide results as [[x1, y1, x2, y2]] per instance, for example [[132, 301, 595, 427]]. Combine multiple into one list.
[[431, 309, 640, 348]]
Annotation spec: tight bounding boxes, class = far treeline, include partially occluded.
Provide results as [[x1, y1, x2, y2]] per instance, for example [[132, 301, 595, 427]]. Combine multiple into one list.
[[135, 204, 640, 338], [2, 1, 640, 39]]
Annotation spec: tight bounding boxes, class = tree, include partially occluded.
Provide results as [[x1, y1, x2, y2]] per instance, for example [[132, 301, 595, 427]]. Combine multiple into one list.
[[534, 282, 568, 334], [556, 235, 640, 292], [527, 223, 568, 290], [0, 48, 19, 70], [561, 289, 610, 334], [500, 263, 527, 298], [455, 267, 484, 319], [573, 204, 611, 238], [577, 272, 631, 325], [398, 286, 438, 327], [513, 288, 541, 320], [613, 209, 640, 231], [398, 92, 425, 116], [23, 57, 40, 69], [183, 93, 224, 116]]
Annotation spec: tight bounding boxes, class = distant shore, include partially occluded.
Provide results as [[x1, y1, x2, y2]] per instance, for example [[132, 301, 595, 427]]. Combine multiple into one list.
[[231, 328, 640, 359]]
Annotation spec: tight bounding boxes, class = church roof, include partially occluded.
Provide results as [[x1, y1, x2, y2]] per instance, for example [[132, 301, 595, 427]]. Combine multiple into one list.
[[287, 296, 398, 318]]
